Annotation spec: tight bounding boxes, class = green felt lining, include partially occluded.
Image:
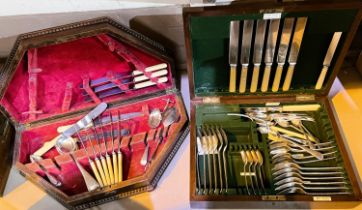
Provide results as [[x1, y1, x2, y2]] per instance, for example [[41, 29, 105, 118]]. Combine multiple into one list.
[[194, 103, 352, 196], [189, 9, 357, 96]]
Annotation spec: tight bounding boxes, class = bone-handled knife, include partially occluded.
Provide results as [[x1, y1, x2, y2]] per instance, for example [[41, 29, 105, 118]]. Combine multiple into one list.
[[250, 20, 267, 93], [239, 20, 254, 93], [261, 19, 280, 92], [315, 32, 342, 90], [229, 21, 240, 92], [31, 102, 108, 158], [282, 17, 308, 91], [272, 18, 295, 92]]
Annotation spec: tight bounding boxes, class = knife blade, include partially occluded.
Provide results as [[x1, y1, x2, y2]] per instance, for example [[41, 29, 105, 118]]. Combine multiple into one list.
[[32, 102, 108, 158], [282, 17, 308, 91], [272, 18, 295, 92], [250, 20, 267, 92], [315, 32, 342, 90], [261, 19, 280, 92], [239, 20, 254, 93], [229, 21, 240, 92]]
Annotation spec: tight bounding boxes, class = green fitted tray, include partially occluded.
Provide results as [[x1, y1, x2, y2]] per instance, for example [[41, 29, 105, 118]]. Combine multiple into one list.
[[189, 9, 358, 96], [195, 103, 352, 195]]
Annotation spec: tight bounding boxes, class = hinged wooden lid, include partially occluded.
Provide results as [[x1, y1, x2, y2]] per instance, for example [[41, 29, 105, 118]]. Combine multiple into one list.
[[0, 110, 15, 196], [0, 17, 176, 126], [183, 1, 362, 101]]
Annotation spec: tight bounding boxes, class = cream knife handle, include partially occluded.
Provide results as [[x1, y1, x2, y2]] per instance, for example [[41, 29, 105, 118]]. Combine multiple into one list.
[[112, 152, 118, 184], [282, 64, 295, 91], [272, 65, 283, 92], [134, 77, 168, 89], [315, 66, 329, 90], [118, 152, 123, 182], [32, 136, 60, 157], [106, 155, 115, 185], [100, 157, 111, 186], [239, 65, 248, 93], [229, 66, 237, 92], [261, 65, 271, 92], [95, 158, 107, 187], [250, 65, 260, 93], [90, 159, 104, 187]]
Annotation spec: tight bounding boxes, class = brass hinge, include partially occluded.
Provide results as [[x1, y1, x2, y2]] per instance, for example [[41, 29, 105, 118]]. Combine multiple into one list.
[[296, 94, 315, 102], [202, 97, 220, 104]]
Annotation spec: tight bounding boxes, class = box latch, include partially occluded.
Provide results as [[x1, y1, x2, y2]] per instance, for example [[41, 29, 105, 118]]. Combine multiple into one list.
[[296, 94, 315, 102]]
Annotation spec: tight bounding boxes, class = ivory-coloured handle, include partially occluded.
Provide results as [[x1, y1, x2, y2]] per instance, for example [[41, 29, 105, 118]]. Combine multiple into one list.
[[282, 65, 295, 91], [239, 66, 248, 93], [33, 135, 60, 157], [270, 126, 316, 142], [133, 69, 168, 82], [261, 65, 271, 92], [118, 152, 123, 182], [315, 66, 329, 90], [272, 65, 283, 92], [229, 66, 237, 92], [106, 155, 115, 185], [95, 158, 107, 187], [134, 77, 168, 89], [112, 152, 118, 184], [145, 63, 167, 72], [90, 160, 104, 187], [250, 65, 260, 93], [133, 64, 167, 75], [100, 157, 111, 186], [282, 104, 321, 112]]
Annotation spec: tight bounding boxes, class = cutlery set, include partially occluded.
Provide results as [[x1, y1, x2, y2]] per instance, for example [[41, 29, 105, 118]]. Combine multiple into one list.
[[194, 103, 351, 196], [31, 99, 180, 192], [228, 18, 342, 92]]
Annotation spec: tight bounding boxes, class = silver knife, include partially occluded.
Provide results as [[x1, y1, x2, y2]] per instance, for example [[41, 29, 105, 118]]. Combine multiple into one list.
[[250, 20, 267, 92], [239, 20, 254, 93], [261, 19, 280, 92], [272, 18, 295, 92], [282, 17, 308, 91], [229, 21, 240, 92], [315, 32, 342, 90], [32, 102, 108, 158]]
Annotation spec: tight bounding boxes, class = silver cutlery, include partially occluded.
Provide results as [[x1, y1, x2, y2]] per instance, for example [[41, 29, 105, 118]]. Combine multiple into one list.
[[272, 18, 294, 92], [239, 20, 254, 93], [229, 21, 240, 92]]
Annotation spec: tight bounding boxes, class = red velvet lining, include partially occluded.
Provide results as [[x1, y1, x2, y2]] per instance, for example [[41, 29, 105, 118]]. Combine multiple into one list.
[[21, 94, 184, 196], [0, 34, 172, 123]]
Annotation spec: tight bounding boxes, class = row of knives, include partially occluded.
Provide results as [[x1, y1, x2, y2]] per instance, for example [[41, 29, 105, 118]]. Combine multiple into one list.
[[228, 17, 342, 93]]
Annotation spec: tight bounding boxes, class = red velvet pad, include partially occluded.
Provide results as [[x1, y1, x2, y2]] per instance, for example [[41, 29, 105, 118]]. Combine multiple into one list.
[[0, 34, 173, 123], [22, 94, 183, 196]]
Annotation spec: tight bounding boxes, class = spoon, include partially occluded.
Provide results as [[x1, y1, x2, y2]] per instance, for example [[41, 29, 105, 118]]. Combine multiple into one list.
[[32, 156, 62, 187], [148, 99, 170, 129], [277, 186, 351, 195]]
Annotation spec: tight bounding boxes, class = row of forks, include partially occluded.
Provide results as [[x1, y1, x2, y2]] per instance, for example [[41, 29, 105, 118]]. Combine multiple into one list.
[[196, 125, 229, 195], [240, 149, 266, 195]]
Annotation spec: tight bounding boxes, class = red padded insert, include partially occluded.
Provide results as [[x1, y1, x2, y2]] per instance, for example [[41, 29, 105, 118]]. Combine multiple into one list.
[[0, 34, 172, 123]]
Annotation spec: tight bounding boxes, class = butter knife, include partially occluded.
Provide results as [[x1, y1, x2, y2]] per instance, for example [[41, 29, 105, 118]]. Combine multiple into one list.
[[229, 21, 240, 92], [315, 32, 342, 90], [239, 20, 254, 93], [250, 20, 267, 92], [282, 17, 308, 91], [261, 19, 280, 92], [32, 102, 108, 158], [272, 18, 294, 92]]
